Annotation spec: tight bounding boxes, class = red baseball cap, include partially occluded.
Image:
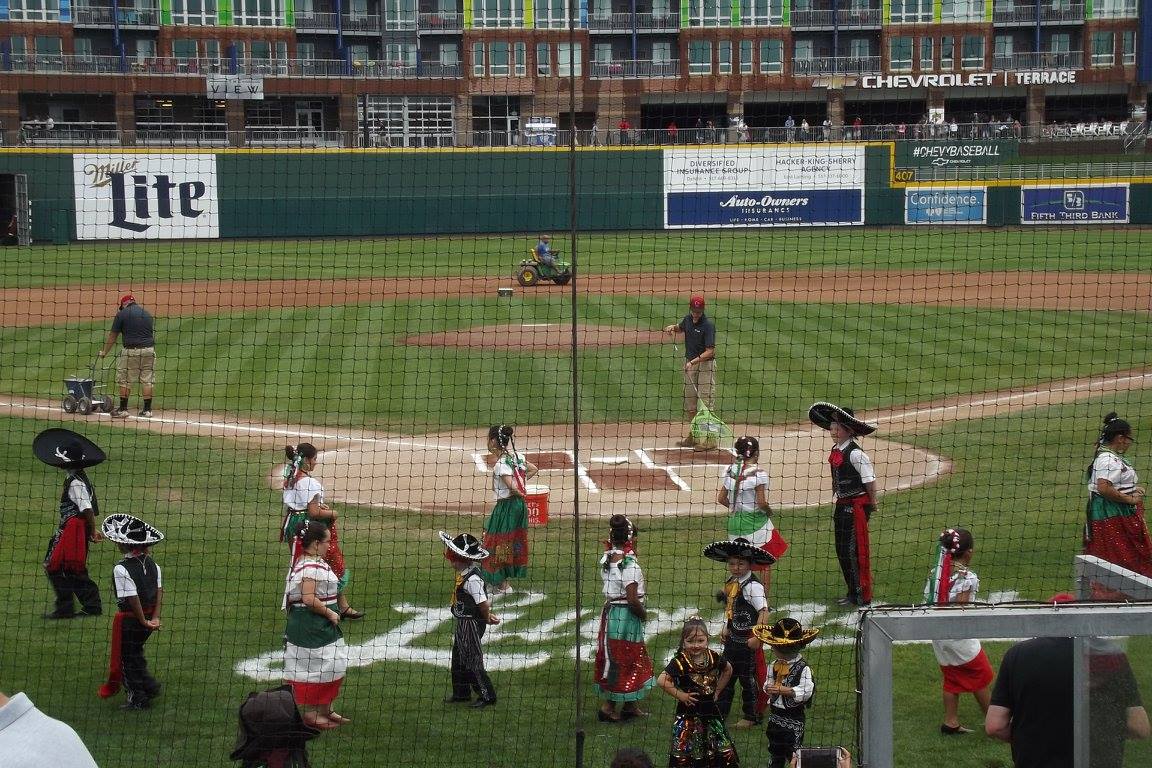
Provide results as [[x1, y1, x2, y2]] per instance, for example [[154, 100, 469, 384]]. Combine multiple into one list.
[[689, 295, 705, 310], [119, 293, 135, 308]]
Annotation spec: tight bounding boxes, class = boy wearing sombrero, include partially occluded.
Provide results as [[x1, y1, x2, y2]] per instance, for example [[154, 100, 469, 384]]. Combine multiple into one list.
[[809, 402, 878, 608], [97, 514, 165, 710], [34, 428, 106, 619], [440, 531, 500, 709], [753, 618, 819, 768], [703, 537, 774, 729]]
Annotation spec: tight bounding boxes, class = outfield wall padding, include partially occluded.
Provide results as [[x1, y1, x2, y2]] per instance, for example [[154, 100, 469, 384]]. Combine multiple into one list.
[[0, 148, 1149, 241]]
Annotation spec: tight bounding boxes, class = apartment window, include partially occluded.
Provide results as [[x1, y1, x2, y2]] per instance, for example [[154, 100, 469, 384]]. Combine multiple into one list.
[[961, 34, 984, 69], [298, 42, 316, 60], [941, 0, 981, 21], [206, 39, 221, 60], [384, 42, 416, 65], [940, 35, 954, 69], [234, 0, 285, 26], [759, 38, 782, 73], [740, 0, 782, 25], [172, 0, 218, 25], [1048, 32, 1070, 53], [440, 42, 459, 66], [689, 40, 712, 73], [514, 42, 526, 74], [472, 41, 485, 75], [1091, 31, 1115, 66], [993, 34, 1012, 68], [849, 37, 871, 57], [347, 43, 369, 64], [557, 42, 581, 75], [35, 36, 62, 55], [536, 0, 570, 28], [10, 37, 27, 57], [473, 0, 524, 27], [719, 40, 732, 73], [593, 42, 612, 63], [1094, 0, 1137, 17], [174, 38, 198, 59], [75, 37, 93, 58], [740, 39, 753, 73], [7, 0, 60, 22], [1122, 30, 1135, 65], [889, 36, 912, 70], [794, 38, 813, 60], [137, 38, 157, 61], [652, 40, 672, 62], [251, 40, 271, 59], [689, 0, 726, 27], [384, 0, 416, 29], [890, 0, 931, 23], [536, 42, 551, 74], [489, 41, 510, 75], [919, 36, 932, 70]]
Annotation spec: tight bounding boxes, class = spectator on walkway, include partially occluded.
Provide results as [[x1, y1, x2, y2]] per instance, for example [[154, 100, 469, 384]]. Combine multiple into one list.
[[785, 115, 796, 142], [666, 121, 678, 144]]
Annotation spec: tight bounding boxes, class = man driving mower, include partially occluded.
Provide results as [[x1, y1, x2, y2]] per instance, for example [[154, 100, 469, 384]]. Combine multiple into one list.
[[535, 235, 558, 269]]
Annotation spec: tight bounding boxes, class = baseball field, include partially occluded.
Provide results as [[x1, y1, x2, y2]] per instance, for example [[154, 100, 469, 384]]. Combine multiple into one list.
[[1, 227, 1151, 767]]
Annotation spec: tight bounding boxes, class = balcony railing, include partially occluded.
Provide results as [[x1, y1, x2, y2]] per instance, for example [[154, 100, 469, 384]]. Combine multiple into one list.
[[992, 50, 1083, 69], [589, 59, 680, 78], [587, 12, 679, 31], [790, 7, 881, 27], [991, 2, 1084, 22], [72, 4, 160, 25], [417, 11, 464, 31], [1, 54, 462, 78], [136, 122, 229, 147], [295, 12, 382, 31], [792, 55, 881, 75], [17, 121, 120, 145]]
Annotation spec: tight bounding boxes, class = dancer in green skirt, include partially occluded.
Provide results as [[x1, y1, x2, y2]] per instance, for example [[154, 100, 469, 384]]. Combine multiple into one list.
[[482, 425, 538, 594]]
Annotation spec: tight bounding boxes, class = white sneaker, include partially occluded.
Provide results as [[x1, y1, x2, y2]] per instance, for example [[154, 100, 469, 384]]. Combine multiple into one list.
[[112, 409, 130, 419], [138, 410, 153, 418]]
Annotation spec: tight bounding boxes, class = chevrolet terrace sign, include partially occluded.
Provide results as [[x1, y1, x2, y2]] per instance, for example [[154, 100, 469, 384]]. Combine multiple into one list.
[[861, 70, 1077, 88]]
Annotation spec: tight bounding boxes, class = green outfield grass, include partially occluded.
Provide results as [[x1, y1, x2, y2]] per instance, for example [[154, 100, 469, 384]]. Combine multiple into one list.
[[4, 228, 1152, 287], [2, 230, 1152, 767]]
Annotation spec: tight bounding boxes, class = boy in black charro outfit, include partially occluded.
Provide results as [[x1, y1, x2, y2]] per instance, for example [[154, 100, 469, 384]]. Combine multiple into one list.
[[440, 531, 499, 709], [809, 402, 879, 607], [753, 617, 819, 768], [97, 514, 165, 710], [703, 538, 774, 729], [33, 428, 106, 619]]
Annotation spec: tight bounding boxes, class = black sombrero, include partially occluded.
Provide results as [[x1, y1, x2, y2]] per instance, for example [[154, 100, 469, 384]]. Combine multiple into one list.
[[751, 617, 820, 649], [702, 537, 776, 566], [102, 514, 165, 546], [808, 402, 877, 436], [32, 428, 106, 469], [439, 531, 490, 561]]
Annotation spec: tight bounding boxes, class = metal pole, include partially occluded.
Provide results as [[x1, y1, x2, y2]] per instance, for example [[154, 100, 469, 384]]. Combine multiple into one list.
[[567, 3, 583, 766]]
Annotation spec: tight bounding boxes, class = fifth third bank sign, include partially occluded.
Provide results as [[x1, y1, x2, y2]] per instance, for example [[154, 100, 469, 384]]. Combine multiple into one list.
[[73, 154, 220, 240]]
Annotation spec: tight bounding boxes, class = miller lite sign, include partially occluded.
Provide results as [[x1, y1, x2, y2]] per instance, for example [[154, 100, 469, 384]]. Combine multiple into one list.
[[73, 154, 220, 240]]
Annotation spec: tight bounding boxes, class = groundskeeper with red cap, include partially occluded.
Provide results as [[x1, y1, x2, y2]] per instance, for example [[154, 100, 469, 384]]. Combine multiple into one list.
[[98, 293, 156, 418], [664, 295, 717, 450]]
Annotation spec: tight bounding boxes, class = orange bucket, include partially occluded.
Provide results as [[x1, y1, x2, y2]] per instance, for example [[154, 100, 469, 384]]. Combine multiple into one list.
[[524, 484, 550, 526]]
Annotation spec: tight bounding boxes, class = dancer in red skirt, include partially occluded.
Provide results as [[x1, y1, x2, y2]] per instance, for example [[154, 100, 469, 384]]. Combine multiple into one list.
[[925, 528, 994, 735], [1084, 413, 1151, 585]]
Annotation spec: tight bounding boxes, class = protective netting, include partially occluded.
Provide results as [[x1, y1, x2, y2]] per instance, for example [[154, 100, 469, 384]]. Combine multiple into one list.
[[1, 76, 1152, 768]]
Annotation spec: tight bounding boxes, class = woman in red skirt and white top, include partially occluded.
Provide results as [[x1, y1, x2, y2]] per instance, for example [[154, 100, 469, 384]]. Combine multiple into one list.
[[925, 527, 994, 735]]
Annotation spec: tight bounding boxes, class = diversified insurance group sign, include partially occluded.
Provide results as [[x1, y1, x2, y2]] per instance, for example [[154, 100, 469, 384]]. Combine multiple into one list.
[[663, 147, 866, 228]]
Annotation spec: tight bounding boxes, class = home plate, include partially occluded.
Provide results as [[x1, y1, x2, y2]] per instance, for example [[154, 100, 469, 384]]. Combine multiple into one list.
[[590, 456, 630, 464]]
